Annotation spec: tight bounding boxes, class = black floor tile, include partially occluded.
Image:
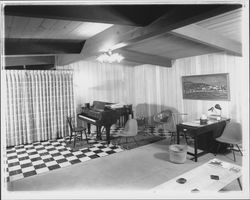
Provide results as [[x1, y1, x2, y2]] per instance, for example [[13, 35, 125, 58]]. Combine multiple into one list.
[[43, 157, 55, 163], [34, 163, 46, 169], [23, 170, 37, 177], [69, 159, 81, 165], [8, 162, 20, 167], [9, 169, 22, 176], [48, 164, 61, 171], [20, 163, 33, 168]]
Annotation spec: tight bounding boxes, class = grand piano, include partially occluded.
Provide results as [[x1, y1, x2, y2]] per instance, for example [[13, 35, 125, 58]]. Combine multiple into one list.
[[78, 101, 133, 144]]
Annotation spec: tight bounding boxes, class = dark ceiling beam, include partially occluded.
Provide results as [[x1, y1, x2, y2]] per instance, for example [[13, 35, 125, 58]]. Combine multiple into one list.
[[80, 5, 241, 58], [5, 55, 55, 67], [4, 5, 172, 26], [170, 24, 242, 56], [108, 4, 242, 50], [56, 49, 172, 67], [57, 54, 86, 66], [5, 39, 85, 55], [117, 49, 172, 67]]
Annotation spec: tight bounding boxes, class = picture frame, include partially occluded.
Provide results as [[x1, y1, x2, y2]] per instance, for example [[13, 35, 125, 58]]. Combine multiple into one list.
[[182, 73, 230, 101]]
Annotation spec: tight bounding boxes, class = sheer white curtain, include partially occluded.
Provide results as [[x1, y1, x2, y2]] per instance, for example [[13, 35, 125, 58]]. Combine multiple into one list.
[[5, 70, 75, 147]]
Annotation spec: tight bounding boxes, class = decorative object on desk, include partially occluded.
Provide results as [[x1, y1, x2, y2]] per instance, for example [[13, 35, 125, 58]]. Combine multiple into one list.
[[209, 159, 222, 166], [182, 73, 230, 100], [229, 167, 241, 173], [200, 114, 208, 125], [97, 49, 124, 63], [210, 175, 220, 180], [176, 178, 187, 184]]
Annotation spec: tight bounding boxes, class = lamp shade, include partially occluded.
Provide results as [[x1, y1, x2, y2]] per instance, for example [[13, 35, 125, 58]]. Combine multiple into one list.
[[215, 104, 222, 110]]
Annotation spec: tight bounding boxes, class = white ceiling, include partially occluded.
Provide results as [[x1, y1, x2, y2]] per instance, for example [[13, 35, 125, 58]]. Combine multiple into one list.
[[4, 5, 243, 67], [5, 16, 113, 40], [5, 8, 242, 42], [197, 8, 242, 43], [126, 33, 220, 59]]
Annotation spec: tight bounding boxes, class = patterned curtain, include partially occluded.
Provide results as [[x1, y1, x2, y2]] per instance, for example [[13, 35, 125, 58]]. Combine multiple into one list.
[[5, 70, 75, 147]]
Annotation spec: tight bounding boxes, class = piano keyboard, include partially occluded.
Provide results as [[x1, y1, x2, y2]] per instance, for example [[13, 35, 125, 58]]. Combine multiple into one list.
[[78, 114, 97, 123]]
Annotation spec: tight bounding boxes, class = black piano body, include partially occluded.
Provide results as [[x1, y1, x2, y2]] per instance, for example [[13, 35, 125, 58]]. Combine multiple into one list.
[[77, 101, 133, 144]]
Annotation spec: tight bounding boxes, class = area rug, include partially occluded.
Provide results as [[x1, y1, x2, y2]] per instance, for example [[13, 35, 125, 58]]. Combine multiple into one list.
[[65, 125, 166, 151], [112, 132, 165, 150]]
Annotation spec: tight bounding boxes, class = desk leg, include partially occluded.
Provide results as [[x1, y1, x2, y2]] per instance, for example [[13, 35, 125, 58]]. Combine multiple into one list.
[[237, 178, 242, 190], [194, 134, 198, 162], [177, 126, 180, 144], [87, 123, 91, 135]]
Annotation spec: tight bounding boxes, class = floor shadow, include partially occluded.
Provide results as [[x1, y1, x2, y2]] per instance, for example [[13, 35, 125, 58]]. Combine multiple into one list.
[[154, 152, 171, 162], [135, 103, 180, 125]]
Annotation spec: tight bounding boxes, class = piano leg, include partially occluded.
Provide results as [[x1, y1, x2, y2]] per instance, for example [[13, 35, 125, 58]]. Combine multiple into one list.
[[96, 126, 102, 140], [105, 125, 111, 145]]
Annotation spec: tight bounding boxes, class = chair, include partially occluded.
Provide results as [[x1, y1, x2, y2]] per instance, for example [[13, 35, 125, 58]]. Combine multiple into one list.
[[214, 122, 243, 162], [153, 109, 188, 143], [153, 109, 173, 136], [67, 117, 89, 147], [115, 119, 138, 149]]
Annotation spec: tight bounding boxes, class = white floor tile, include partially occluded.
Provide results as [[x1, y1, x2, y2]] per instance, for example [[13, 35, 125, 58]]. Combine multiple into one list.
[[22, 166, 35, 173], [45, 161, 58, 167]]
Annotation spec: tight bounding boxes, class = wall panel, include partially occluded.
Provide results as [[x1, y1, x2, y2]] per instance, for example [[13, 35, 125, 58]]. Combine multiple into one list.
[[60, 61, 132, 114], [57, 52, 248, 138], [131, 53, 247, 127]]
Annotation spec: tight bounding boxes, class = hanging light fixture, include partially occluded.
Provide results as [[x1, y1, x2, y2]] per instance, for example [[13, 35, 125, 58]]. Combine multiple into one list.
[[97, 50, 124, 63]]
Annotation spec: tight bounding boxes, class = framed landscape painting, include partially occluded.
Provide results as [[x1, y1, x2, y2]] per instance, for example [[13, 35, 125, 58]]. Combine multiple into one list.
[[182, 73, 230, 101]]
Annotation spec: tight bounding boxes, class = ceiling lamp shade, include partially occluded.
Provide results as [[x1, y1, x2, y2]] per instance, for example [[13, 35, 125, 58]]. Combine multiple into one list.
[[97, 50, 124, 63]]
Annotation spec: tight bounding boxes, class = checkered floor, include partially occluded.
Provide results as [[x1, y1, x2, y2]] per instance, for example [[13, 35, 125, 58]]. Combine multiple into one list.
[[4, 135, 125, 183], [3, 125, 172, 183]]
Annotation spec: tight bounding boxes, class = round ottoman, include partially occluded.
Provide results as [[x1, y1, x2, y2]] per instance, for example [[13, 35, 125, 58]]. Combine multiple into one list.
[[169, 144, 187, 164]]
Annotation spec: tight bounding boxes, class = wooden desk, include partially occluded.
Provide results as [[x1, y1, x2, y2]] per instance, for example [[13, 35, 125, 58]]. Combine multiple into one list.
[[152, 158, 242, 192], [176, 119, 228, 162]]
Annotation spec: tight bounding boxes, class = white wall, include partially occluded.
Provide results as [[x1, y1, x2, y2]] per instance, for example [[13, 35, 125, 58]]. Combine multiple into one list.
[[59, 60, 134, 114], [58, 52, 248, 140], [134, 53, 248, 124]]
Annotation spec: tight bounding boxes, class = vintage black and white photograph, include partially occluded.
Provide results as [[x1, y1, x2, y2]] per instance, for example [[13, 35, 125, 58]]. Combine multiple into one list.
[[1, 0, 249, 200], [182, 73, 230, 100]]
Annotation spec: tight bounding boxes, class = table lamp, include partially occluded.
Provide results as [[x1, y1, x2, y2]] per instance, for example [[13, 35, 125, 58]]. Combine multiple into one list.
[[215, 104, 222, 111], [215, 104, 222, 118], [208, 104, 222, 120]]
